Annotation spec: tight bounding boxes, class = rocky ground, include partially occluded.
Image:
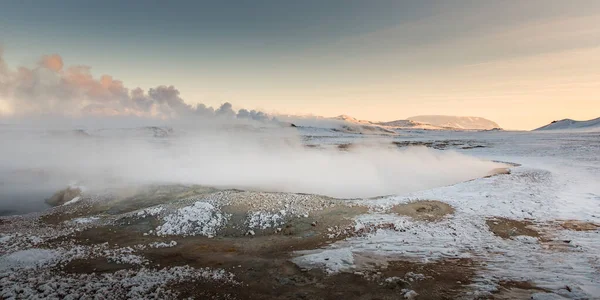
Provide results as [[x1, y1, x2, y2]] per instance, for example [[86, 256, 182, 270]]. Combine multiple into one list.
[[2, 131, 600, 299], [2, 180, 597, 299]]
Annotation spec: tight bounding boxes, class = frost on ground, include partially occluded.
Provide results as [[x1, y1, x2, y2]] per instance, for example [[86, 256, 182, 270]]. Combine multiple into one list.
[[155, 201, 228, 237], [1, 266, 237, 299], [0, 130, 599, 299], [290, 132, 600, 299], [0, 248, 61, 272], [149, 241, 177, 248], [246, 210, 287, 229]]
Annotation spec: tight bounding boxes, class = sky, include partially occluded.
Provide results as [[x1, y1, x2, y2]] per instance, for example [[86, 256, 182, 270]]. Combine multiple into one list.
[[0, 0, 599, 129]]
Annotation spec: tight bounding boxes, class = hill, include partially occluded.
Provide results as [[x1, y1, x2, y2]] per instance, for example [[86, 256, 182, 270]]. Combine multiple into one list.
[[407, 115, 501, 130], [534, 117, 600, 131]]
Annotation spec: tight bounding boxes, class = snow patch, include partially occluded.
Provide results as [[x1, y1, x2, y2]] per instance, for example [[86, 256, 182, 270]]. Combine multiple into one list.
[[155, 201, 227, 237], [71, 217, 99, 224], [149, 241, 178, 248], [62, 196, 81, 206], [0, 249, 61, 271], [292, 248, 355, 274], [247, 210, 286, 229]]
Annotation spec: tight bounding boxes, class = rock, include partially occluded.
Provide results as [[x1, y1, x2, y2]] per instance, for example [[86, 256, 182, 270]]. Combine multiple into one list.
[[403, 289, 419, 299], [46, 187, 82, 206]]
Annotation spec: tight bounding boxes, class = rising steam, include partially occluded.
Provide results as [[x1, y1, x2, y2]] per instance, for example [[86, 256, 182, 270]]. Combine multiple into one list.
[[0, 51, 505, 215]]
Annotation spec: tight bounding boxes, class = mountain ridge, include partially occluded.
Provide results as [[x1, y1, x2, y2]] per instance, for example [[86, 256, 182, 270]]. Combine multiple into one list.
[[407, 115, 500, 130], [329, 114, 501, 132]]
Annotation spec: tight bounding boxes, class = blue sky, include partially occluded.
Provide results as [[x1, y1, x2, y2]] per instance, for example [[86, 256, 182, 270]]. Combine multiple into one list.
[[1, 0, 599, 129]]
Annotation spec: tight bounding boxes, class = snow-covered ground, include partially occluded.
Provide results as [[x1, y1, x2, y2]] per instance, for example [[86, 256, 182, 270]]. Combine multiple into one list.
[[293, 129, 600, 298], [0, 127, 599, 298], [535, 117, 600, 132]]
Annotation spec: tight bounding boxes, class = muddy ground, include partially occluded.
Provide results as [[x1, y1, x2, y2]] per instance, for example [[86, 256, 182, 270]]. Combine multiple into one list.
[[2, 185, 593, 299]]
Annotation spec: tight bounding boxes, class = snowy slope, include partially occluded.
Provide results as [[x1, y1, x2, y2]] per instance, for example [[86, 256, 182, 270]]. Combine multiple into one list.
[[534, 117, 600, 132], [334, 115, 450, 130], [408, 115, 501, 130], [281, 114, 500, 132], [334, 115, 446, 131], [375, 119, 446, 130]]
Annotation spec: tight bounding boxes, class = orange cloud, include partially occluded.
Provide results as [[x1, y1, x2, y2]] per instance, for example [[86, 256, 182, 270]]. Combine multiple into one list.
[[40, 54, 64, 72]]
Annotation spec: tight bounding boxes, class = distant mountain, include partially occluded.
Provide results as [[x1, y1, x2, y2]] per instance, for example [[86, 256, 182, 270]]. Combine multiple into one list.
[[333, 115, 373, 125], [375, 119, 446, 130], [534, 117, 600, 132], [284, 114, 501, 134], [333, 115, 501, 131], [331, 115, 396, 134], [407, 115, 501, 130], [334, 115, 451, 131]]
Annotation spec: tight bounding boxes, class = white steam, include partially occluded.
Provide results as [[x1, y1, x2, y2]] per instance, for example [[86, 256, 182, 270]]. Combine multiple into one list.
[[0, 51, 505, 214], [0, 124, 504, 200]]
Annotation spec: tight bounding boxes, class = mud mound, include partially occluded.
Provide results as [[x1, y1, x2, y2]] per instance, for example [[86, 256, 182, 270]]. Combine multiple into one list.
[[391, 200, 454, 221], [486, 218, 540, 239], [46, 187, 82, 206], [559, 220, 599, 231]]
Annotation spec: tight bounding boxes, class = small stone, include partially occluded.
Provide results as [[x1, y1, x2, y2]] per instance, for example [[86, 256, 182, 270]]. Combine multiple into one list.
[[403, 290, 419, 299], [565, 285, 572, 292]]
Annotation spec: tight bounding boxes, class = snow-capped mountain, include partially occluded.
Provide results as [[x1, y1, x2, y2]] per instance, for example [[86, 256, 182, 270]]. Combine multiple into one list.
[[407, 115, 501, 130], [329, 115, 502, 132], [374, 119, 445, 130], [333, 115, 452, 132], [272, 114, 502, 134], [534, 117, 600, 132]]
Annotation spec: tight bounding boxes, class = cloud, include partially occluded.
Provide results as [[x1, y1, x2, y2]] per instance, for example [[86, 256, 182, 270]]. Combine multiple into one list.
[[215, 102, 236, 118], [40, 54, 64, 72], [237, 108, 270, 121], [0, 52, 272, 122]]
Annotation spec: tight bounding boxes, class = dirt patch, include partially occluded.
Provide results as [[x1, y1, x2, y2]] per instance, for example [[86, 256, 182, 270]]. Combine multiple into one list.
[[380, 258, 477, 300], [66, 225, 164, 247], [391, 200, 455, 221], [392, 140, 487, 151], [559, 220, 599, 231], [165, 257, 478, 300], [486, 218, 540, 239], [39, 203, 103, 225], [337, 143, 353, 151], [60, 257, 138, 274]]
